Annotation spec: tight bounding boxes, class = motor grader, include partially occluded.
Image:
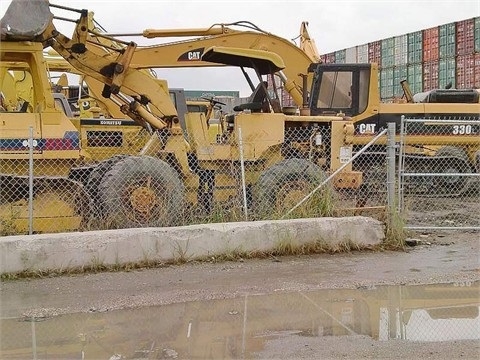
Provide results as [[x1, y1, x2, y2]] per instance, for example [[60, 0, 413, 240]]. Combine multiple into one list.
[[0, 0, 361, 235]]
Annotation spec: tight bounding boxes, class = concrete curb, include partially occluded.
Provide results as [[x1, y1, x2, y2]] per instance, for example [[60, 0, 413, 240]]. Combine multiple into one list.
[[0, 216, 385, 274]]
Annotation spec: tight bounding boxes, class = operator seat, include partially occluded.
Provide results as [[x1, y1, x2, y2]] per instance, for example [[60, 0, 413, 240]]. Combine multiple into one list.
[[233, 81, 269, 113]]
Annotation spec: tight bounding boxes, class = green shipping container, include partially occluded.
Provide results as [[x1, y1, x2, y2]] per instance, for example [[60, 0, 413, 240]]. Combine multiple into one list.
[[380, 67, 394, 99], [335, 49, 346, 63], [393, 65, 407, 97], [407, 31, 423, 64], [475, 17, 480, 53], [381, 37, 395, 67], [438, 57, 456, 89], [439, 22, 456, 58], [407, 63, 423, 94]]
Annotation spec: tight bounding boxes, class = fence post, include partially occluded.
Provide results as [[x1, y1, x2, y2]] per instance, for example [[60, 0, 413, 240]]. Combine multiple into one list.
[[397, 115, 406, 213], [28, 126, 34, 235], [387, 122, 396, 216], [237, 127, 248, 221]]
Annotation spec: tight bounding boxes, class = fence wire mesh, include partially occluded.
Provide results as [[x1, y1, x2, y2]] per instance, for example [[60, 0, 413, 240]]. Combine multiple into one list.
[[0, 123, 389, 236], [399, 117, 480, 230], [1, 282, 478, 359]]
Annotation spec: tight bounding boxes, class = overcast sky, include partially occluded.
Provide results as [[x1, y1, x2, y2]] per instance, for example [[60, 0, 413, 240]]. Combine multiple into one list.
[[2, 0, 479, 96]]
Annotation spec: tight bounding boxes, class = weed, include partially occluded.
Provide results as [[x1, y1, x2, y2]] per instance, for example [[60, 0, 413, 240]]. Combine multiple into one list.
[[0, 207, 21, 236], [171, 239, 191, 264], [383, 209, 407, 250]]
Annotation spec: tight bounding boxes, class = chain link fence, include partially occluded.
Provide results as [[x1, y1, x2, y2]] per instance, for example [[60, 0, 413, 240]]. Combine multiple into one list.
[[1, 282, 478, 359], [2, 116, 479, 236], [0, 120, 394, 236], [398, 117, 480, 230]]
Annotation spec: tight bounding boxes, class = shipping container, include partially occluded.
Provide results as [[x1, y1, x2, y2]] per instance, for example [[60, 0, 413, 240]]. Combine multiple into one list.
[[423, 26, 439, 62], [456, 53, 475, 88], [357, 44, 368, 63], [393, 65, 407, 97], [438, 57, 456, 89], [381, 37, 395, 68], [380, 67, 394, 99], [345, 46, 357, 63], [368, 40, 381, 65], [475, 17, 480, 53], [325, 52, 336, 64], [394, 34, 408, 66], [280, 89, 295, 107], [335, 49, 346, 64], [439, 22, 456, 58], [474, 53, 480, 88], [407, 31, 423, 64], [456, 18, 475, 55], [423, 60, 439, 90], [319, 17, 478, 100], [407, 63, 423, 94]]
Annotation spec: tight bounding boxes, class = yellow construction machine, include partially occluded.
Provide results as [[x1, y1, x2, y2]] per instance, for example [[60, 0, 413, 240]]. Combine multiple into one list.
[[0, 0, 361, 234], [308, 62, 480, 196], [43, 14, 320, 110]]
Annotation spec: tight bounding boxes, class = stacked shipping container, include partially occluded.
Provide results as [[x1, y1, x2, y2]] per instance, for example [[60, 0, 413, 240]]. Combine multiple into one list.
[[318, 16, 480, 102]]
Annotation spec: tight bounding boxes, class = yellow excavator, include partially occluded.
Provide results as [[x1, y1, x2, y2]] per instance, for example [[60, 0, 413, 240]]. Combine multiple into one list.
[[42, 14, 320, 110], [0, 0, 360, 234], [307, 62, 480, 196]]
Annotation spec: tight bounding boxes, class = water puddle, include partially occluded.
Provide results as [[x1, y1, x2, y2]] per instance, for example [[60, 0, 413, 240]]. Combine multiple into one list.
[[1, 281, 478, 359]]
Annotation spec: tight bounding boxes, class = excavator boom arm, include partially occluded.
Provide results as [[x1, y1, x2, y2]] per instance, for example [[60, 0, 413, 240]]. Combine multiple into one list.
[[0, 0, 178, 130]]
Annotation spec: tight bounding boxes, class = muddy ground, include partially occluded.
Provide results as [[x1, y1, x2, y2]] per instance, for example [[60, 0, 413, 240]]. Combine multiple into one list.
[[1, 225, 479, 359]]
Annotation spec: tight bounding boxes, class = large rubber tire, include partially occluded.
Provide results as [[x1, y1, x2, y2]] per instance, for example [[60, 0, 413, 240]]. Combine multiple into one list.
[[253, 158, 332, 219], [84, 155, 128, 213], [98, 155, 185, 228], [433, 146, 472, 195]]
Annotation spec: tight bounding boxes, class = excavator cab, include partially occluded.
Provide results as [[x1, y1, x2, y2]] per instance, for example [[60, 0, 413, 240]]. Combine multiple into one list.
[[201, 46, 285, 114], [308, 63, 373, 118]]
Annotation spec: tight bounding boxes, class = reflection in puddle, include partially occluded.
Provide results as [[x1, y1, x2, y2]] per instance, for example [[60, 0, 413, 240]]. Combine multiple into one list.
[[1, 282, 479, 359]]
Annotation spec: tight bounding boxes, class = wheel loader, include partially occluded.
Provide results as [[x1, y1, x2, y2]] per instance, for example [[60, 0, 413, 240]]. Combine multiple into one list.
[[0, 0, 361, 235]]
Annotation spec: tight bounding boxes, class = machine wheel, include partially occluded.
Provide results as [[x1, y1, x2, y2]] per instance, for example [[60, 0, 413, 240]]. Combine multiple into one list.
[[84, 155, 128, 212], [433, 146, 472, 195], [98, 155, 185, 228], [253, 158, 332, 218], [0, 175, 90, 234]]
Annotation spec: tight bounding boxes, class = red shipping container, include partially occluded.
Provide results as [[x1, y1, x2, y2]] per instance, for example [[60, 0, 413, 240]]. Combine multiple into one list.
[[456, 18, 475, 55], [368, 40, 381, 65], [423, 26, 439, 62], [281, 90, 295, 107], [456, 54, 476, 88], [423, 60, 439, 91], [325, 52, 336, 64], [474, 53, 480, 89]]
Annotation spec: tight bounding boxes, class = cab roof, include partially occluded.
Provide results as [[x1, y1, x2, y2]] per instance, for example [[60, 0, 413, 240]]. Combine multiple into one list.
[[201, 46, 285, 74]]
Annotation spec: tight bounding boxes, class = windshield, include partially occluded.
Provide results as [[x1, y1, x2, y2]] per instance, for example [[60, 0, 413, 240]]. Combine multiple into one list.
[[316, 71, 352, 109], [313, 67, 370, 116]]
